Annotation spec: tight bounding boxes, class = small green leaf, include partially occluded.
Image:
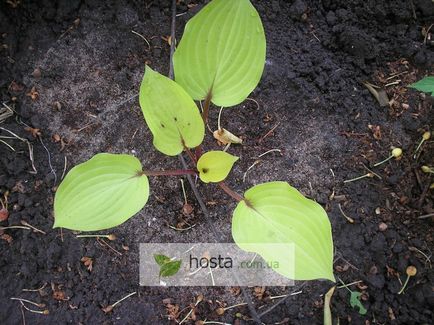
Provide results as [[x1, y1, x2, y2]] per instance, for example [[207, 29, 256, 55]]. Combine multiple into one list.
[[173, 0, 266, 107], [159, 260, 182, 278], [408, 76, 434, 96], [232, 182, 335, 281], [350, 291, 367, 315], [154, 254, 171, 266], [196, 151, 239, 183], [53, 153, 149, 231], [139, 66, 205, 156]]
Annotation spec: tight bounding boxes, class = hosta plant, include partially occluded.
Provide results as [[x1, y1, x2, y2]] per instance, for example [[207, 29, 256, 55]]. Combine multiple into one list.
[[54, 0, 335, 282]]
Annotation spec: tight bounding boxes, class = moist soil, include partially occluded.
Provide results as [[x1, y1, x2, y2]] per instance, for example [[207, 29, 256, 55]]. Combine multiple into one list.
[[1, 0, 433, 324]]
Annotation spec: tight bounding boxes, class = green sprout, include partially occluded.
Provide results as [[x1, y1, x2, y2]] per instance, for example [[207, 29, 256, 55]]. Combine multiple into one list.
[[52, 0, 335, 282], [398, 266, 417, 295], [373, 147, 403, 167], [421, 165, 434, 174], [414, 131, 431, 159]]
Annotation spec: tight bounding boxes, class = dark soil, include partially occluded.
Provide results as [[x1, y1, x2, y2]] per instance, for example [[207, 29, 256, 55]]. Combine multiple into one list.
[[1, 0, 433, 324]]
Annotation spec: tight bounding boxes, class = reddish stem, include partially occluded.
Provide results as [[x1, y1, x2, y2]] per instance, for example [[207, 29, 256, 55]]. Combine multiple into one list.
[[201, 90, 212, 123], [139, 169, 197, 177], [184, 146, 197, 164], [218, 182, 244, 202]]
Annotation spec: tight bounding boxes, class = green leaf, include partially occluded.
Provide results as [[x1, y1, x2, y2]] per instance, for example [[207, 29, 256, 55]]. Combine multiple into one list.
[[173, 0, 266, 107], [196, 151, 239, 183], [154, 254, 171, 266], [139, 66, 205, 156], [232, 182, 335, 281], [53, 153, 149, 231], [350, 291, 367, 315], [408, 76, 434, 96], [159, 260, 182, 278]]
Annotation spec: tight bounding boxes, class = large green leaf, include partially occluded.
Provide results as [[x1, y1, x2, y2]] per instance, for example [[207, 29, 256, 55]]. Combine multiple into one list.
[[196, 151, 239, 183], [53, 153, 149, 231], [232, 182, 335, 281], [139, 66, 205, 156], [173, 0, 266, 107], [408, 76, 434, 96]]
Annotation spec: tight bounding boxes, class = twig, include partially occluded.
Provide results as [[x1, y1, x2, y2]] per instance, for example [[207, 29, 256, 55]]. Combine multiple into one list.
[[258, 283, 306, 317], [131, 30, 151, 50], [257, 149, 281, 158], [0, 139, 15, 151], [61, 156, 67, 180], [258, 122, 280, 143], [39, 136, 57, 185], [20, 221, 46, 234], [10, 298, 45, 308], [22, 282, 47, 293], [338, 204, 355, 223], [243, 160, 261, 182], [418, 213, 434, 219], [0, 226, 31, 231], [18, 301, 49, 315], [111, 292, 136, 308], [0, 127, 37, 173], [97, 238, 122, 256]]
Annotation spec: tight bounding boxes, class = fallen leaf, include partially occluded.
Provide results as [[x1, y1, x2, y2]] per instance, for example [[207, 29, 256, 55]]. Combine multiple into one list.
[[25, 127, 41, 138], [81, 256, 93, 272], [26, 86, 39, 101], [213, 128, 242, 145]]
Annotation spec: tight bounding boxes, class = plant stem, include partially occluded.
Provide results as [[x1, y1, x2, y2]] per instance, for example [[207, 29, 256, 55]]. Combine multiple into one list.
[[140, 169, 197, 177], [397, 275, 410, 295], [373, 155, 392, 167], [343, 173, 372, 183], [218, 182, 244, 202], [202, 90, 212, 123], [184, 146, 197, 164]]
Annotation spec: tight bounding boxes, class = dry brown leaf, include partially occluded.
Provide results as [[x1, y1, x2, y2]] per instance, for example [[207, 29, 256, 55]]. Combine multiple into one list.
[[25, 127, 41, 138], [81, 256, 93, 272], [213, 128, 242, 145], [26, 86, 39, 101], [0, 208, 9, 222]]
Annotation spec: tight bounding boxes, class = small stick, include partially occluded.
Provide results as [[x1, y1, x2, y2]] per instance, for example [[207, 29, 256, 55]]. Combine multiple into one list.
[[246, 97, 260, 109], [385, 80, 401, 87], [10, 297, 45, 308], [168, 224, 196, 231], [180, 179, 188, 205], [258, 122, 280, 143], [0, 139, 15, 151], [19, 301, 49, 315], [268, 290, 303, 300], [0, 226, 31, 230], [338, 204, 355, 223], [344, 172, 374, 183], [336, 280, 363, 289], [243, 160, 261, 182], [20, 221, 46, 234], [97, 238, 122, 255], [418, 213, 434, 219], [257, 149, 282, 158], [76, 234, 116, 240], [22, 282, 47, 293], [131, 30, 151, 50], [179, 295, 203, 324], [61, 156, 67, 180]]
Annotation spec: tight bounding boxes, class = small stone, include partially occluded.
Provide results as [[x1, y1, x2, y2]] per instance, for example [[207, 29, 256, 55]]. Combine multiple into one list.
[[378, 222, 388, 231], [32, 68, 42, 79]]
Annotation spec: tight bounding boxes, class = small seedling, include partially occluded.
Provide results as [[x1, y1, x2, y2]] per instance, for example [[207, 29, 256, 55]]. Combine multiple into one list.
[[421, 165, 434, 174], [398, 266, 417, 294], [414, 131, 431, 158], [344, 172, 374, 183], [338, 279, 367, 315], [373, 147, 402, 167], [154, 254, 182, 278]]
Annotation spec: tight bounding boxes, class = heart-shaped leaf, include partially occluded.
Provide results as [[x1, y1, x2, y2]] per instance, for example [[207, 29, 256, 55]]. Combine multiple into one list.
[[139, 66, 205, 156], [232, 182, 335, 281], [197, 151, 239, 183], [173, 0, 266, 107], [54, 153, 149, 231]]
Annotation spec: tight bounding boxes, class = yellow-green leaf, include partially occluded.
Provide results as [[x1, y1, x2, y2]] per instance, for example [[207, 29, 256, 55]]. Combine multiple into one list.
[[173, 0, 266, 107], [196, 151, 239, 183], [139, 66, 205, 156], [232, 182, 335, 281], [53, 153, 149, 231]]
